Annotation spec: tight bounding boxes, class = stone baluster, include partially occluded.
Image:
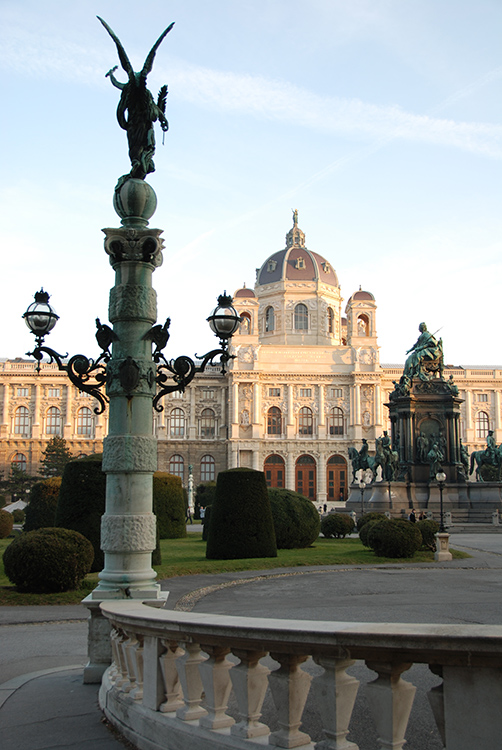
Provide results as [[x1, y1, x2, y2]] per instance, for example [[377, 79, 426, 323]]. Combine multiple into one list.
[[109, 627, 121, 683], [159, 640, 185, 713], [268, 652, 312, 748], [311, 655, 360, 750], [129, 633, 144, 701], [365, 661, 416, 750], [115, 629, 129, 690], [175, 642, 208, 721], [230, 648, 270, 739], [122, 630, 142, 698], [198, 645, 235, 729], [427, 665, 445, 748], [142, 635, 166, 711]]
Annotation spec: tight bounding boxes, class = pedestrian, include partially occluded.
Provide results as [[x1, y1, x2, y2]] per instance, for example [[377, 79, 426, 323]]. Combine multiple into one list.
[[408, 509, 416, 523], [186, 508, 193, 524], [200, 507, 206, 521], [323, 503, 327, 513]]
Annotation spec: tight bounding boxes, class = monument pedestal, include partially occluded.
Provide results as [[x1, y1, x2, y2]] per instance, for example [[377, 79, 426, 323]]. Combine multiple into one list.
[[434, 532, 453, 562]]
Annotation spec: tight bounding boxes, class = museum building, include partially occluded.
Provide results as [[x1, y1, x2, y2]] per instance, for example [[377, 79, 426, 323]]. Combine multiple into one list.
[[2, 214, 501, 505]]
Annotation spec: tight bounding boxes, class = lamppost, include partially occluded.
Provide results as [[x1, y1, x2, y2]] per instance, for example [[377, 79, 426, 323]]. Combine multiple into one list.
[[359, 478, 366, 518], [436, 469, 447, 532]]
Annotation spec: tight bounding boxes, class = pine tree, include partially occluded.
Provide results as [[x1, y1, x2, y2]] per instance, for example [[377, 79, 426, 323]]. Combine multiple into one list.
[[40, 436, 74, 478]]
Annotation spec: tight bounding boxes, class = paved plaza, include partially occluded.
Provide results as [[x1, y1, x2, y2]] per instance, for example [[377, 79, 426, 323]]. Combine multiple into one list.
[[1, 532, 501, 749]]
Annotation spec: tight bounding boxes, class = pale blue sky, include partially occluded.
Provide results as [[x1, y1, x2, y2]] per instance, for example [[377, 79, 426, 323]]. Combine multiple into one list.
[[1, 0, 501, 365]]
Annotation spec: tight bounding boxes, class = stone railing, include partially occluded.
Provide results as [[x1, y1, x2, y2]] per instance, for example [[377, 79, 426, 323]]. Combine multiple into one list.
[[99, 601, 502, 750]]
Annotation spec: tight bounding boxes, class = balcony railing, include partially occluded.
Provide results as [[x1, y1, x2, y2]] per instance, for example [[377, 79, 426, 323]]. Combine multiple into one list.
[[99, 600, 502, 750]]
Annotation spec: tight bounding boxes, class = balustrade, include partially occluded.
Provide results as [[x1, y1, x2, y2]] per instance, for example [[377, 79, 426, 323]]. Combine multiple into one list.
[[99, 601, 502, 750]]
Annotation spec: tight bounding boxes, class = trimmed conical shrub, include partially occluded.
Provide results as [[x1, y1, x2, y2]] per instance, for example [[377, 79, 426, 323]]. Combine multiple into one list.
[[24, 477, 62, 532], [55, 455, 106, 573], [206, 468, 277, 560], [153, 472, 186, 539]]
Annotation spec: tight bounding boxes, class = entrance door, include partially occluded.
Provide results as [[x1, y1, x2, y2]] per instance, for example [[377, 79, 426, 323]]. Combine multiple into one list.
[[327, 454, 348, 501], [295, 454, 317, 500], [264, 454, 285, 488]]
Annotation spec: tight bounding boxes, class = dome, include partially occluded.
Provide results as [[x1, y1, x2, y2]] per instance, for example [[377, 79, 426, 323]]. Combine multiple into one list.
[[256, 211, 339, 288], [234, 286, 257, 299], [349, 289, 375, 302]]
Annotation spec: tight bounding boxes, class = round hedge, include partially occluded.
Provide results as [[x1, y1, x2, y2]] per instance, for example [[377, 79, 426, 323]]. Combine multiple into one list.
[[0, 509, 14, 539], [153, 472, 187, 539], [3, 527, 94, 593], [359, 518, 382, 548], [417, 519, 439, 551], [268, 488, 320, 548], [24, 477, 62, 532], [206, 468, 277, 560], [368, 519, 422, 558], [55, 455, 106, 573], [356, 512, 388, 532], [12, 509, 25, 524], [321, 513, 355, 539]]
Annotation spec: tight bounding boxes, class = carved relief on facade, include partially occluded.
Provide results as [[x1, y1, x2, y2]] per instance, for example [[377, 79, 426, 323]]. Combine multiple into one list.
[[237, 346, 260, 363], [240, 409, 250, 426]]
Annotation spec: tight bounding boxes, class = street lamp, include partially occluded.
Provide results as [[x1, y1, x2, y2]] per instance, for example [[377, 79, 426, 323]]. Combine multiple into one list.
[[436, 470, 447, 532], [359, 478, 366, 518]]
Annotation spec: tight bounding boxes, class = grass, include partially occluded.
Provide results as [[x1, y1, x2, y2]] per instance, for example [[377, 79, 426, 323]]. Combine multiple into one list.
[[0, 534, 470, 606]]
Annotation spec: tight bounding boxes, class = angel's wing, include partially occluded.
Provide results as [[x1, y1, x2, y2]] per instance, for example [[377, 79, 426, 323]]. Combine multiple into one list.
[[141, 22, 175, 79], [97, 16, 134, 79]]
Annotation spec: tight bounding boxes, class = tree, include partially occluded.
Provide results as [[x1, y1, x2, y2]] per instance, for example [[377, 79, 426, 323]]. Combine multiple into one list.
[[40, 436, 74, 478], [0, 466, 38, 502]]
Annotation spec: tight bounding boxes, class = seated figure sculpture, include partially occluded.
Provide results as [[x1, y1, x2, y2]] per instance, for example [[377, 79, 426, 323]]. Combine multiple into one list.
[[403, 322, 443, 380]]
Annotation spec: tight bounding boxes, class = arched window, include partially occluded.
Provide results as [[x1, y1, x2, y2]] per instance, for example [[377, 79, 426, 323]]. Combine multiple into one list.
[[294, 303, 308, 330], [298, 406, 313, 435], [201, 454, 215, 482], [327, 307, 334, 334], [267, 406, 282, 435], [476, 411, 490, 439], [169, 454, 184, 480], [240, 313, 251, 334], [77, 407, 93, 436], [265, 306, 275, 332], [357, 314, 369, 336], [14, 406, 30, 436], [11, 453, 27, 472], [46, 406, 61, 435], [329, 407, 344, 436], [201, 408, 215, 439], [170, 408, 185, 437]]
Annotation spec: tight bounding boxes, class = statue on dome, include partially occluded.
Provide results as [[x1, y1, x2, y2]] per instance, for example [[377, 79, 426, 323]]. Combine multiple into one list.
[[292, 209, 298, 225], [98, 16, 174, 189], [403, 322, 443, 380]]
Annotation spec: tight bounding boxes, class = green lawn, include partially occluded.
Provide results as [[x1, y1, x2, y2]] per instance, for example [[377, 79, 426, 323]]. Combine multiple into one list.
[[0, 534, 470, 606]]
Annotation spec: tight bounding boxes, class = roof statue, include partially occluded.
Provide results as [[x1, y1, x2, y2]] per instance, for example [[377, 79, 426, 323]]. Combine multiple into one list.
[[403, 322, 443, 380], [98, 16, 175, 191]]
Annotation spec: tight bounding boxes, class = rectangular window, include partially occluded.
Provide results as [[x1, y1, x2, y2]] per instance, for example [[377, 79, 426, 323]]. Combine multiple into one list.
[[269, 388, 280, 397], [300, 388, 312, 398], [16, 388, 28, 397], [49, 388, 60, 397], [332, 388, 342, 399], [202, 389, 214, 400], [478, 394, 488, 402]]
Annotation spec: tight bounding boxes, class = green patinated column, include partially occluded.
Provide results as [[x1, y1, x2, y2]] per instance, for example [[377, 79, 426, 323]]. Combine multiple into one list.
[[83, 179, 166, 682]]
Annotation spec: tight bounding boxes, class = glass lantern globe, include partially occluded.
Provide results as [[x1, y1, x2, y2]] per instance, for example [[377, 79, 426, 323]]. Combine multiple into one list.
[[23, 290, 59, 338], [207, 293, 242, 341]]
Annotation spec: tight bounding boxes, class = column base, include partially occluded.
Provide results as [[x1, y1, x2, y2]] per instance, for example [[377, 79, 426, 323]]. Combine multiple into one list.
[[434, 532, 453, 562]]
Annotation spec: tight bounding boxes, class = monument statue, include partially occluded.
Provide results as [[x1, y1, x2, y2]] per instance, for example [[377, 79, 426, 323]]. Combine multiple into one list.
[[469, 430, 502, 481], [416, 431, 429, 464], [98, 16, 175, 189], [403, 322, 443, 380], [427, 436, 444, 481]]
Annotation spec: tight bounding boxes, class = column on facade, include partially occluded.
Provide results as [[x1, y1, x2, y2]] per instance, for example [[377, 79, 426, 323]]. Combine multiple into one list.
[[252, 382, 261, 439], [189, 387, 197, 439], [286, 383, 294, 438], [1, 382, 10, 437], [220, 384, 226, 439], [252, 450, 261, 471], [64, 384, 72, 438], [318, 384, 325, 438], [464, 390, 472, 430], [95, 408, 104, 440], [231, 382, 239, 439], [229, 443, 239, 469], [286, 451, 295, 492], [495, 391, 502, 433], [31, 382, 40, 438], [374, 384, 382, 428]]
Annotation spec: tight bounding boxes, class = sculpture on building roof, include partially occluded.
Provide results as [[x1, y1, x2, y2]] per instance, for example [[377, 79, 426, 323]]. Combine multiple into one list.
[[98, 16, 174, 190], [403, 322, 443, 380]]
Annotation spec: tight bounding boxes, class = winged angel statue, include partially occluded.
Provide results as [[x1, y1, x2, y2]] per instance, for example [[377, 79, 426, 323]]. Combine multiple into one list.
[[98, 16, 175, 189]]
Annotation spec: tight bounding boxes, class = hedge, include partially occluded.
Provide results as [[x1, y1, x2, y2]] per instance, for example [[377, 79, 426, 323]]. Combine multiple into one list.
[[368, 518, 422, 558], [24, 477, 62, 532], [321, 513, 355, 539], [268, 488, 320, 548], [153, 472, 186, 539]]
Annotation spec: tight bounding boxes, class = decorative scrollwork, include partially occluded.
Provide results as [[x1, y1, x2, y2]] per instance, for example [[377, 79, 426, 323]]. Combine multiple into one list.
[[153, 348, 234, 412]]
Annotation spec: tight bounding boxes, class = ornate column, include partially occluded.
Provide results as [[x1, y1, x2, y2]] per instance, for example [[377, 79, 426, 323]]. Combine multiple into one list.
[[32, 382, 40, 438], [64, 383, 72, 438], [252, 381, 261, 439], [1, 382, 10, 437]]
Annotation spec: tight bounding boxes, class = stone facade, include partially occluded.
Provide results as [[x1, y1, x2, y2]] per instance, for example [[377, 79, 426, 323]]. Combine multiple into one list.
[[3, 216, 502, 504]]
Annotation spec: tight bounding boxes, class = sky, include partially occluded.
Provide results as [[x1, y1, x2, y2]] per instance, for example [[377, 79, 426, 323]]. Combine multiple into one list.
[[1, 0, 501, 367]]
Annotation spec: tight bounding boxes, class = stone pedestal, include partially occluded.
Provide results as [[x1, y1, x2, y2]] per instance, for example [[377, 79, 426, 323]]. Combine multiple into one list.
[[434, 532, 452, 562]]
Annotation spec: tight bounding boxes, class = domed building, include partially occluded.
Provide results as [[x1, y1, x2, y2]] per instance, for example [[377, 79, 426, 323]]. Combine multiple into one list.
[[227, 211, 383, 505]]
